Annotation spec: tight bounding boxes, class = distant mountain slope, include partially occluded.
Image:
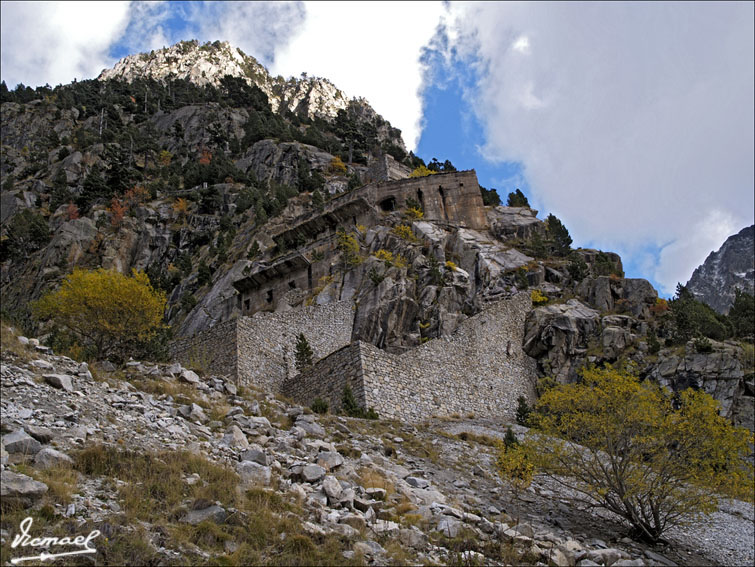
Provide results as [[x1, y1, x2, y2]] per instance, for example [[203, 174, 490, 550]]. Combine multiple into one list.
[[686, 225, 755, 313], [98, 39, 361, 127]]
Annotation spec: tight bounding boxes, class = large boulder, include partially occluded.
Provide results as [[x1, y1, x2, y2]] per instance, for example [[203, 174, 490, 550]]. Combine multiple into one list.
[[1, 470, 48, 508], [487, 206, 546, 242], [523, 300, 601, 381], [577, 277, 657, 319], [645, 345, 751, 428]]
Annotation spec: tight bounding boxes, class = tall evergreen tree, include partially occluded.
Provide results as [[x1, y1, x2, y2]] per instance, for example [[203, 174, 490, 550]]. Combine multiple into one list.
[[295, 333, 314, 371], [546, 214, 573, 257]]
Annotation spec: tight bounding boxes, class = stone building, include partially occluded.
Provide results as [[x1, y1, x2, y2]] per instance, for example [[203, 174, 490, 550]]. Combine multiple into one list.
[[232, 170, 487, 316]]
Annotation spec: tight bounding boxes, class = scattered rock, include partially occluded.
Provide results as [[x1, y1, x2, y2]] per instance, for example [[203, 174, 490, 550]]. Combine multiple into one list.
[[182, 504, 227, 525], [180, 369, 200, 385], [2, 429, 42, 455], [301, 464, 326, 483], [236, 461, 272, 486], [43, 374, 74, 392], [33, 447, 74, 469], [1, 470, 48, 508]]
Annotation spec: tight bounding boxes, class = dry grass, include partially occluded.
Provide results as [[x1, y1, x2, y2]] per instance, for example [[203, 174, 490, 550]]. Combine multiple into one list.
[[0, 322, 34, 363], [129, 376, 206, 407], [74, 444, 239, 522], [456, 431, 502, 448], [356, 467, 395, 499]]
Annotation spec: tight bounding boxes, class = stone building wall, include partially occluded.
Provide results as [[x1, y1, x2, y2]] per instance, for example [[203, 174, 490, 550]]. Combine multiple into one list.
[[169, 319, 238, 379], [235, 299, 355, 391], [280, 343, 367, 411], [287, 293, 538, 422]]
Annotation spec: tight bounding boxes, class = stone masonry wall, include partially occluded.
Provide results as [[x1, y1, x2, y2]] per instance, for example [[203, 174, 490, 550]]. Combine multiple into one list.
[[280, 343, 366, 411], [361, 293, 537, 421], [169, 319, 238, 379], [236, 300, 355, 391], [288, 293, 538, 422]]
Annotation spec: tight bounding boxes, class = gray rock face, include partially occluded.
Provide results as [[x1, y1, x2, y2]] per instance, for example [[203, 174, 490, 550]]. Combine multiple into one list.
[[1, 470, 48, 507], [645, 346, 751, 427], [182, 504, 227, 525], [34, 447, 74, 469], [577, 277, 657, 319], [43, 373, 74, 392], [487, 206, 546, 241], [523, 299, 601, 381], [2, 429, 42, 455], [236, 461, 272, 486], [687, 225, 754, 314], [301, 464, 326, 484]]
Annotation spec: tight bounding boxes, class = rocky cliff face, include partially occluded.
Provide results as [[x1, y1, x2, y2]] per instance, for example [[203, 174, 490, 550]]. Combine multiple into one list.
[[686, 225, 755, 314], [98, 40, 350, 122]]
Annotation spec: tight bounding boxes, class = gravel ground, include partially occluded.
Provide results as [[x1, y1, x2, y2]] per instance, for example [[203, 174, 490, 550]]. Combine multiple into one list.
[[665, 499, 754, 567]]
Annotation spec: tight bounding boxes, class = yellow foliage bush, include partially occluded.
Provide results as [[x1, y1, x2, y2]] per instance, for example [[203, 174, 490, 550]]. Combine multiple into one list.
[[391, 224, 417, 242], [328, 156, 347, 174], [530, 289, 548, 305], [409, 165, 437, 178], [336, 230, 362, 267], [404, 207, 424, 220], [445, 261, 457, 271], [32, 268, 166, 361], [374, 249, 394, 264], [496, 442, 534, 491], [522, 364, 754, 542], [393, 254, 408, 269]]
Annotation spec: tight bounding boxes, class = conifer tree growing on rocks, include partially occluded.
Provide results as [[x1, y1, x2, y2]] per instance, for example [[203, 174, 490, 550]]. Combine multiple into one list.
[[295, 332, 313, 371]]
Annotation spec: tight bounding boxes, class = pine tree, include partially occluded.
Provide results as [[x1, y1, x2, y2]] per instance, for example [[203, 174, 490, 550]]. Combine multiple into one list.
[[546, 214, 573, 257], [506, 188, 530, 207], [295, 332, 313, 371]]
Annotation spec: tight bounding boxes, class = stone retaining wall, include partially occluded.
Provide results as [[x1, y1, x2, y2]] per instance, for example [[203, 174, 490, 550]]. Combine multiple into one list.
[[280, 343, 366, 411], [287, 293, 538, 422], [169, 319, 238, 379]]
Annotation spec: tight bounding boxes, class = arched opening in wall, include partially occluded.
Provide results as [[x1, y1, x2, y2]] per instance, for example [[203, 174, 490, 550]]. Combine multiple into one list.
[[417, 189, 424, 209], [244, 298, 251, 313], [352, 216, 357, 225], [307, 264, 313, 289], [438, 186, 449, 221], [378, 197, 396, 212], [289, 281, 296, 290], [266, 290, 274, 304]]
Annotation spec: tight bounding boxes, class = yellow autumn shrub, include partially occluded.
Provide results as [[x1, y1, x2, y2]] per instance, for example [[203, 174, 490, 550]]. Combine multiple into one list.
[[521, 364, 754, 542], [32, 268, 166, 361]]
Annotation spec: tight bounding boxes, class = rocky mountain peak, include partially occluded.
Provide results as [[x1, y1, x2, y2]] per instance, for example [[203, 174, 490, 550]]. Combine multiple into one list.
[[686, 225, 754, 313], [97, 39, 353, 124]]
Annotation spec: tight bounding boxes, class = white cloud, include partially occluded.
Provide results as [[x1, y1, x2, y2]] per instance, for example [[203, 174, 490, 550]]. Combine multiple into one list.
[[270, 1, 446, 150], [654, 209, 739, 296], [191, 1, 307, 67], [442, 1, 754, 293], [0, 1, 131, 87]]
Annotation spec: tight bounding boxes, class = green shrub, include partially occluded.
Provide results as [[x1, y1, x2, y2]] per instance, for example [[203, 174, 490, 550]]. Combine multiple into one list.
[[506, 188, 529, 207], [311, 398, 329, 414], [515, 396, 531, 426]]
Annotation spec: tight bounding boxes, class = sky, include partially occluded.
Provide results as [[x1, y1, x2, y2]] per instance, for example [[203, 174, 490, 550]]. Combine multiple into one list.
[[1, 1, 753, 297]]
